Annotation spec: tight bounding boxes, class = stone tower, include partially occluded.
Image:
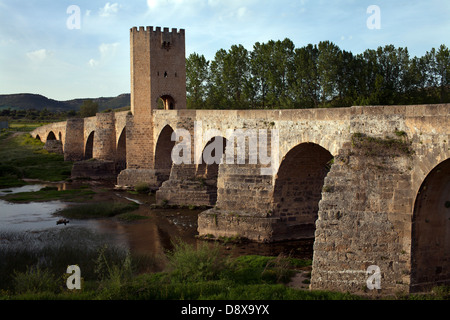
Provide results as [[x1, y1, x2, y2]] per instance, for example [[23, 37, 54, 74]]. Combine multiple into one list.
[[118, 26, 186, 188], [130, 26, 186, 115]]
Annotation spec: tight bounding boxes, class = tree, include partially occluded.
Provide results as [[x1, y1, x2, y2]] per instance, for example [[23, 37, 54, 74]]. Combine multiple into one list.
[[265, 39, 295, 108], [224, 44, 250, 109], [208, 49, 228, 109], [317, 41, 343, 106], [186, 53, 209, 109], [79, 100, 99, 117], [250, 42, 271, 108], [291, 44, 320, 108], [434, 44, 450, 102]]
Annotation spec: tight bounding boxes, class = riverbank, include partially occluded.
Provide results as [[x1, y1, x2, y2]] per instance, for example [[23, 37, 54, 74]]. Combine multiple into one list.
[[0, 127, 73, 188]]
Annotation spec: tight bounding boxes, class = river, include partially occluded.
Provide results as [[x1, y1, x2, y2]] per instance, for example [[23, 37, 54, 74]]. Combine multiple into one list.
[[0, 182, 313, 271]]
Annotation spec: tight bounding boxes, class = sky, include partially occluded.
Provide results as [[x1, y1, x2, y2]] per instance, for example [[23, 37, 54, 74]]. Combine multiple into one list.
[[0, 0, 449, 101]]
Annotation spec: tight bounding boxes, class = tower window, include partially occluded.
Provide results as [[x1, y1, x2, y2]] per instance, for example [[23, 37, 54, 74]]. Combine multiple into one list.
[[164, 71, 168, 78]]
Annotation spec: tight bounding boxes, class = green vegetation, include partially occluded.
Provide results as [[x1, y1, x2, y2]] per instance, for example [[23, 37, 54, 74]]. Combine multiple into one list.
[[0, 131, 73, 188], [0, 228, 148, 296], [1, 237, 448, 300], [351, 132, 414, 157], [134, 182, 151, 194], [0, 187, 95, 203], [79, 99, 99, 118], [187, 42, 449, 110], [56, 202, 140, 219]]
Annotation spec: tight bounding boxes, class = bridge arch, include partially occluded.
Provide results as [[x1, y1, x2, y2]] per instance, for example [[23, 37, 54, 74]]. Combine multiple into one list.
[[155, 125, 175, 173], [410, 157, 450, 292], [196, 136, 228, 205], [271, 142, 333, 239], [85, 131, 95, 160], [47, 131, 57, 141], [196, 136, 227, 178], [116, 127, 127, 172]]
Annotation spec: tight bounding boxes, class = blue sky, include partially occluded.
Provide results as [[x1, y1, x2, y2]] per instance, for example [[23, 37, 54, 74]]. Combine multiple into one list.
[[0, 0, 449, 100]]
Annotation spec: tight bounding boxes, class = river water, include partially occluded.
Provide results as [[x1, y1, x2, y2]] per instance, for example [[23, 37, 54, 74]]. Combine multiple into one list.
[[0, 183, 313, 270]]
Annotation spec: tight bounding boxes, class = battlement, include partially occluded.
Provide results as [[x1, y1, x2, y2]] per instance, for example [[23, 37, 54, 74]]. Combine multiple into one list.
[[130, 26, 185, 37]]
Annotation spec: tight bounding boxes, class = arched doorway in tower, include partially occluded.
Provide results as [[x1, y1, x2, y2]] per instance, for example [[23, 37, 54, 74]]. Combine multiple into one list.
[[272, 143, 333, 240], [85, 131, 95, 160], [116, 128, 127, 172], [158, 95, 175, 110], [411, 158, 450, 292], [196, 136, 227, 205], [154, 125, 176, 184]]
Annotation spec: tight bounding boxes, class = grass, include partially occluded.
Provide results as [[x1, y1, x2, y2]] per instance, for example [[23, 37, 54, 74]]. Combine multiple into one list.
[[1, 237, 449, 300], [0, 187, 95, 203], [0, 131, 73, 188], [0, 228, 139, 294], [56, 201, 140, 219], [351, 132, 414, 157]]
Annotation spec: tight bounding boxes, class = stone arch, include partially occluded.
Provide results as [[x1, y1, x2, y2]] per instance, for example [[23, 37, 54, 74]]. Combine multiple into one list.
[[272, 142, 333, 239], [196, 136, 227, 178], [35, 134, 41, 142], [47, 131, 57, 141], [58, 132, 62, 141], [410, 157, 450, 292], [155, 125, 175, 177], [116, 127, 127, 172], [85, 131, 95, 160], [158, 95, 176, 110], [195, 136, 228, 205]]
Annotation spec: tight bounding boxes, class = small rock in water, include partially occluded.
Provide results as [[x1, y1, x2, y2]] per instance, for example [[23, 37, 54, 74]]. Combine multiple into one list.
[[56, 218, 69, 225]]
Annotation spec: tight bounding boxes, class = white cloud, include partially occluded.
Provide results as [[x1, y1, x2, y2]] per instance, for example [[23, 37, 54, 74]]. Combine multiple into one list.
[[88, 58, 99, 67], [99, 2, 119, 17], [146, 0, 206, 14], [237, 7, 247, 19], [88, 42, 120, 68], [100, 42, 119, 58], [26, 49, 52, 62]]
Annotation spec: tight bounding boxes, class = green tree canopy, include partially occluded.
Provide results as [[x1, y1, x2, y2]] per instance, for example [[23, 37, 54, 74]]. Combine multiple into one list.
[[79, 100, 99, 118], [186, 41, 450, 110]]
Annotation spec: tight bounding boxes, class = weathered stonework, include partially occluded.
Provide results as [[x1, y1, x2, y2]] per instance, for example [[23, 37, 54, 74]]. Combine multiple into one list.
[[30, 26, 450, 295]]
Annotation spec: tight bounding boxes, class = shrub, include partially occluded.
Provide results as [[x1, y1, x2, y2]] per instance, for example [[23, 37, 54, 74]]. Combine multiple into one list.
[[165, 241, 230, 282], [134, 182, 150, 194], [13, 266, 60, 294]]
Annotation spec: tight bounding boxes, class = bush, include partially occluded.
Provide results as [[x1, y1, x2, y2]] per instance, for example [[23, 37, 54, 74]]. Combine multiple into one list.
[[134, 182, 150, 194], [13, 266, 61, 294], [165, 241, 230, 282]]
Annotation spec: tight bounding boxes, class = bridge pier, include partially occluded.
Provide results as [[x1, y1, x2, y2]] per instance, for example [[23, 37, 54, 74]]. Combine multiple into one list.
[[117, 168, 170, 190], [156, 163, 220, 206]]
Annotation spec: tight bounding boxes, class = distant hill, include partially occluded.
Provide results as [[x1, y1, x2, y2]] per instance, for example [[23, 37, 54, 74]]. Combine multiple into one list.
[[0, 93, 130, 112]]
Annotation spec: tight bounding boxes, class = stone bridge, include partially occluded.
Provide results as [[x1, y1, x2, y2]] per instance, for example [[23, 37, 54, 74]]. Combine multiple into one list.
[[30, 26, 450, 295], [32, 103, 450, 294]]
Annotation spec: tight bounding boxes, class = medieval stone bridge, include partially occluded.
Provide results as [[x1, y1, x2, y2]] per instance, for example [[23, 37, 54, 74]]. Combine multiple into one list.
[[30, 26, 450, 295]]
